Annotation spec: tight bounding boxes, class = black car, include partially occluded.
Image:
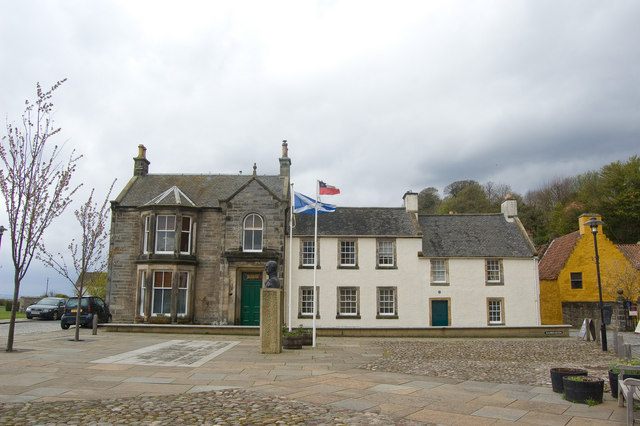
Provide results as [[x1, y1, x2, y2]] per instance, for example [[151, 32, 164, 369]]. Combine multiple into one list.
[[60, 296, 111, 329], [25, 297, 67, 320]]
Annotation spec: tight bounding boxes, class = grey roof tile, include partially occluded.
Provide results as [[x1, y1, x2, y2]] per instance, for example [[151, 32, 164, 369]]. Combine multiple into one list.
[[418, 214, 536, 258], [292, 208, 420, 237], [115, 174, 284, 208]]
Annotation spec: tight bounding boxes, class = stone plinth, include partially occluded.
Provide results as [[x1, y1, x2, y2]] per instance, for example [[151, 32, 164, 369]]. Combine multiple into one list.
[[260, 288, 282, 354]]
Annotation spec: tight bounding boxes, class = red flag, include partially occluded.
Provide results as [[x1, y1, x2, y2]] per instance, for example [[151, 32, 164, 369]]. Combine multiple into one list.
[[319, 181, 340, 195]]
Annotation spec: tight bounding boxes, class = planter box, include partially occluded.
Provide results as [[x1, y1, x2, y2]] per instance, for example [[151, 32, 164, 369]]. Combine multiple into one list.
[[563, 376, 604, 404], [282, 335, 302, 349], [608, 370, 640, 397], [550, 368, 588, 393]]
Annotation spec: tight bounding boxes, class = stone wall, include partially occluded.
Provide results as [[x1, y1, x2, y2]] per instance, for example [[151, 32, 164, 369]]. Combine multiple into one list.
[[561, 300, 633, 331]]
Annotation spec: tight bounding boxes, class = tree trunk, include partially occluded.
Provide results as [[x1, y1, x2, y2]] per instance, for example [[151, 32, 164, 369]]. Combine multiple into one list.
[[5, 273, 20, 352]]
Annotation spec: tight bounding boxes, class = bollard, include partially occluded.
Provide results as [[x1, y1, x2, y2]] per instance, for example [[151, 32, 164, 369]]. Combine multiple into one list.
[[625, 343, 632, 360], [92, 313, 98, 335], [618, 335, 625, 357]]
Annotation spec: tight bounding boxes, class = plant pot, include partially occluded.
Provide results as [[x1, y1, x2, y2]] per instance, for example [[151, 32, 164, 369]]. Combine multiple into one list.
[[608, 370, 640, 397], [550, 368, 588, 393], [563, 376, 604, 404], [282, 335, 302, 349], [301, 333, 312, 346]]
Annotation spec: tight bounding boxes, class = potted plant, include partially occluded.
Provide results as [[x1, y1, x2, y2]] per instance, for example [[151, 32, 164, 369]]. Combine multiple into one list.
[[563, 376, 604, 404], [296, 325, 313, 345], [282, 326, 302, 349], [608, 359, 640, 397], [550, 367, 588, 393]]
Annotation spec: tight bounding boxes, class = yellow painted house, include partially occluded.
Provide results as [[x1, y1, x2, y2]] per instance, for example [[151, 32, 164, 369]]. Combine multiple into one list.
[[539, 214, 640, 325]]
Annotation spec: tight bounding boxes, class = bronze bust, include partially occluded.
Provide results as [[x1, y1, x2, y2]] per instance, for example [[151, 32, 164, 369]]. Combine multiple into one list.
[[264, 260, 280, 288]]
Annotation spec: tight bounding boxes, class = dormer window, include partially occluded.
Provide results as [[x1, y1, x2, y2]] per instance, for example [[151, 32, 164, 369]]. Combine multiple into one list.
[[155, 215, 176, 253], [243, 214, 263, 252]]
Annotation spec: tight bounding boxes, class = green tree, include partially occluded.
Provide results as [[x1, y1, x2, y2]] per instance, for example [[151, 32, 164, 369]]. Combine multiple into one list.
[[438, 183, 491, 214], [597, 156, 640, 243], [418, 187, 441, 214]]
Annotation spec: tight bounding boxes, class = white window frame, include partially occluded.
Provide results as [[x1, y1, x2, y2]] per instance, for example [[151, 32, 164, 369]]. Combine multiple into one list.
[[431, 259, 448, 284], [143, 216, 151, 254], [155, 215, 176, 254], [177, 271, 189, 316], [243, 213, 263, 252], [180, 216, 192, 254], [377, 287, 397, 318], [298, 286, 319, 318], [339, 240, 357, 267], [152, 270, 172, 316], [486, 259, 503, 284], [377, 240, 395, 268], [488, 298, 504, 325], [301, 240, 316, 267], [139, 270, 146, 316], [337, 287, 359, 317]]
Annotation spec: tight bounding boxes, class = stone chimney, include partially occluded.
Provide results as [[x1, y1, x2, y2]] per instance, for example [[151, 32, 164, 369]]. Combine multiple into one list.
[[279, 140, 291, 179], [579, 213, 603, 235], [501, 194, 517, 222], [403, 191, 418, 214], [133, 144, 150, 177]]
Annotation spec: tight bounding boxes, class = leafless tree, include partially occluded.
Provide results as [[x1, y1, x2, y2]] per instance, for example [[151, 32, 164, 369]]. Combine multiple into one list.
[[0, 80, 81, 352], [40, 182, 115, 341]]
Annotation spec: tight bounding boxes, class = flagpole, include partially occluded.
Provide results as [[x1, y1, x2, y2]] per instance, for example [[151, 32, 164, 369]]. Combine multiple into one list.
[[312, 180, 319, 347], [288, 183, 294, 332]]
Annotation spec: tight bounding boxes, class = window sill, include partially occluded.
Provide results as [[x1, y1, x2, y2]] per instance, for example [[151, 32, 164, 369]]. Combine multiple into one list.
[[338, 265, 359, 270], [298, 314, 320, 319], [376, 314, 399, 319], [430, 282, 449, 286], [375, 265, 397, 270], [485, 282, 504, 286], [336, 314, 361, 319], [299, 265, 321, 269]]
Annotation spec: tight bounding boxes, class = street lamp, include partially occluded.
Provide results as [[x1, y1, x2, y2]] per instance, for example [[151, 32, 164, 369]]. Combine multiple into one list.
[[0, 225, 6, 249], [584, 217, 607, 351]]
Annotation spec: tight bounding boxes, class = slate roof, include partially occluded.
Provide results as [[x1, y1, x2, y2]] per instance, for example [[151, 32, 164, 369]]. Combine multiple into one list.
[[292, 208, 420, 237], [617, 244, 640, 270], [418, 214, 537, 258], [114, 174, 284, 208], [538, 231, 581, 280]]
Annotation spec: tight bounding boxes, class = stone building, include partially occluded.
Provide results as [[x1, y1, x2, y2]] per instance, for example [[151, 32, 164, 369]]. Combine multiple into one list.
[[106, 143, 291, 324]]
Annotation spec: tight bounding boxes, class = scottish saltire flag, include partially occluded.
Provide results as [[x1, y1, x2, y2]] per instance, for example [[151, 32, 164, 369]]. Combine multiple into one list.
[[319, 181, 340, 195], [294, 192, 336, 215]]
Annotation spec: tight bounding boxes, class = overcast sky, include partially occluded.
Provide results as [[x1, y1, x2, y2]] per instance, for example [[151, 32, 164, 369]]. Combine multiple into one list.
[[1, 0, 638, 297]]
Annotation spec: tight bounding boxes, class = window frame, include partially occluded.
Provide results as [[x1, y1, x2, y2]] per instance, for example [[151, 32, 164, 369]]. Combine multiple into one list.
[[139, 270, 146, 317], [485, 259, 504, 285], [177, 271, 189, 316], [143, 216, 151, 254], [243, 213, 264, 253], [298, 286, 320, 319], [570, 272, 583, 289], [487, 298, 505, 325], [430, 259, 449, 285], [376, 239, 396, 269], [336, 286, 360, 318], [300, 239, 318, 268], [376, 286, 398, 319], [151, 270, 172, 316], [338, 239, 358, 268], [180, 216, 192, 254], [155, 215, 176, 254]]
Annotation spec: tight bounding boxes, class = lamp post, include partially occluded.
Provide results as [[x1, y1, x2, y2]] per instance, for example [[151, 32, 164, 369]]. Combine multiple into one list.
[[584, 217, 607, 351], [0, 225, 6, 250]]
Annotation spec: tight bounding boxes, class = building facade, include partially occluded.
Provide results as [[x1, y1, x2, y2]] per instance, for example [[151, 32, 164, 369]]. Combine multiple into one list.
[[287, 195, 541, 328], [106, 144, 291, 324]]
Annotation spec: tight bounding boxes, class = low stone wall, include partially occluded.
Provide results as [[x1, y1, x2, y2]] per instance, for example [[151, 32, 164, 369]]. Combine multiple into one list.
[[562, 300, 633, 331], [104, 324, 571, 338]]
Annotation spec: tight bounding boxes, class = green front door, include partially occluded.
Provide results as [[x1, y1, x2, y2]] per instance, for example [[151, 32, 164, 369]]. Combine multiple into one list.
[[431, 300, 449, 326], [241, 272, 262, 325]]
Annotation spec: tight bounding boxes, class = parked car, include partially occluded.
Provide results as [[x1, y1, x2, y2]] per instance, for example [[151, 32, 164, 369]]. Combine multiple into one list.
[[60, 296, 111, 329], [25, 297, 67, 320]]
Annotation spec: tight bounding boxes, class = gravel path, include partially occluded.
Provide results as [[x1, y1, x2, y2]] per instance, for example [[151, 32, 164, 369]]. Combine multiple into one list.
[[363, 337, 617, 387]]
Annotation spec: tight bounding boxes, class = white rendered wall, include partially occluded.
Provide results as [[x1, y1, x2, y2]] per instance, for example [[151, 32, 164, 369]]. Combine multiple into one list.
[[285, 236, 540, 328]]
